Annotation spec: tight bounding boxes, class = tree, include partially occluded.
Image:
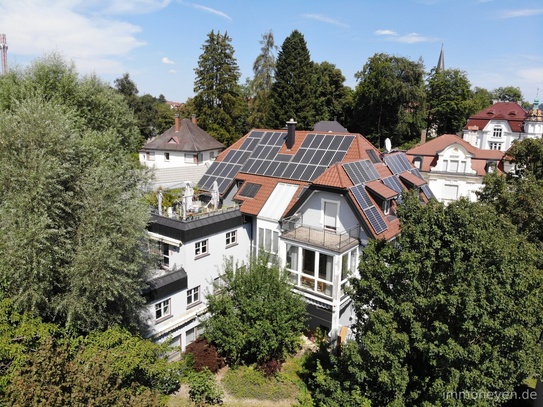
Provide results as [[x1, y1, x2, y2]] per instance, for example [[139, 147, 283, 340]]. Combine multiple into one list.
[[0, 54, 152, 334], [114, 72, 139, 98], [193, 30, 248, 146], [311, 194, 543, 406], [268, 30, 316, 130], [469, 86, 493, 114], [203, 254, 307, 367], [426, 68, 474, 135], [313, 61, 353, 125], [247, 30, 277, 128], [492, 86, 523, 103], [351, 53, 427, 147]]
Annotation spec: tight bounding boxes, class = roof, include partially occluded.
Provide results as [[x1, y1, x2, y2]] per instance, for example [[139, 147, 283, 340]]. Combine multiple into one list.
[[313, 120, 348, 132], [463, 102, 527, 133], [199, 127, 430, 240], [406, 134, 505, 176], [141, 118, 225, 153], [143, 268, 188, 301]]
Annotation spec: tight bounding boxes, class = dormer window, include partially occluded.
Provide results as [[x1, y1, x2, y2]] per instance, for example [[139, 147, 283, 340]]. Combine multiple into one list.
[[412, 156, 422, 169], [382, 199, 391, 215]]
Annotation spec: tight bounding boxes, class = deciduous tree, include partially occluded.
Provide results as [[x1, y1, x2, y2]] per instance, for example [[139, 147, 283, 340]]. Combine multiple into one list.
[[203, 254, 307, 367], [313, 61, 352, 126]]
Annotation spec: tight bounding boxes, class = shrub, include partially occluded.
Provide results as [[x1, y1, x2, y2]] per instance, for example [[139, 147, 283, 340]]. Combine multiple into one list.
[[188, 368, 223, 406], [185, 337, 225, 373]]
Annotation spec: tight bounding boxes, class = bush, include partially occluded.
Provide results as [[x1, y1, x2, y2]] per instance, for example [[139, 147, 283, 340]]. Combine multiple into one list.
[[188, 368, 223, 406], [258, 358, 282, 377], [185, 337, 225, 373]]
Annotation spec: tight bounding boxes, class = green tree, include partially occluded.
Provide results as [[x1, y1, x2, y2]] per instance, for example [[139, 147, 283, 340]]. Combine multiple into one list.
[[351, 53, 427, 147], [0, 55, 152, 334], [469, 86, 493, 113], [268, 30, 316, 130], [193, 30, 248, 146], [313, 61, 352, 126], [247, 30, 277, 128], [312, 194, 543, 406], [492, 86, 523, 103], [203, 254, 307, 367], [426, 68, 474, 135]]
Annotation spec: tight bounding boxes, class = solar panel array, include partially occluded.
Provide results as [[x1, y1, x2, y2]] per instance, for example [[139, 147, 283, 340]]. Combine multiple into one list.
[[350, 185, 388, 235], [199, 131, 355, 193], [343, 160, 380, 185], [383, 153, 413, 175], [382, 176, 405, 203]]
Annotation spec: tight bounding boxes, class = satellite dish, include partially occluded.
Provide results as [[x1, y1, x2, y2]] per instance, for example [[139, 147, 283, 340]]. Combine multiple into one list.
[[385, 138, 392, 152]]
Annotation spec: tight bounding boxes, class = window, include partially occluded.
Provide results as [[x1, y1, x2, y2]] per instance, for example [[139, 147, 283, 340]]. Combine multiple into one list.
[[184, 154, 193, 164], [258, 228, 278, 254], [493, 127, 503, 138], [210, 151, 215, 160], [489, 142, 502, 150], [155, 299, 171, 320], [442, 184, 459, 201], [195, 240, 208, 257], [162, 243, 170, 267], [323, 201, 338, 231], [164, 152, 170, 161], [186, 325, 201, 345], [226, 230, 237, 246], [146, 151, 155, 161], [413, 157, 422, 169], [187, 286, 200, 306], [449, 160, 459, 172], [382, 199, 391, 215]]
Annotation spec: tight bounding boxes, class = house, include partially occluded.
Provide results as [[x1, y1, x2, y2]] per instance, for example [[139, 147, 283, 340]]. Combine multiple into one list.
[[462, 99, 543, 151], [192, 120, 431, 338], [406, 134, 505, 203], [143, 202, 251, 353], [139, 115, 225, 189]]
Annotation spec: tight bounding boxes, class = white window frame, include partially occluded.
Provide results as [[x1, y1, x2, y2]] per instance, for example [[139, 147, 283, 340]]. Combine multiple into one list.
[[184, 154, 194, 164], [186, 325, 201, 345], [187, 286, 200, 306], [195, 239, 208, 257], [164, 152, 170, 162], [493, 126, 503, 138], [226, 230, 237, 246], [155, 298, 171, 321], [323, 200, 338, 231], [489, 142, 502, 150]]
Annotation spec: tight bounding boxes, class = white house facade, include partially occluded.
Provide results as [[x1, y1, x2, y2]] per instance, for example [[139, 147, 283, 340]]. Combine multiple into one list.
[[406, 134, 504, 203]]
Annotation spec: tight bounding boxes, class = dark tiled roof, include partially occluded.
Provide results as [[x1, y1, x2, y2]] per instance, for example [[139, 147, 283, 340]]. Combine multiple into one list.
[[463, 102, 527, 133], [313, 120, 348, 132], [141, 119, 225, 152], [143, 268, 188, 301]]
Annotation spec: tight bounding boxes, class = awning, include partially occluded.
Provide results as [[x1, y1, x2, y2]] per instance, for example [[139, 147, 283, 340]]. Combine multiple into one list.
[[365, 180, 398, 200], [399, 171, 426, 187], [147, 231, 183, 247]]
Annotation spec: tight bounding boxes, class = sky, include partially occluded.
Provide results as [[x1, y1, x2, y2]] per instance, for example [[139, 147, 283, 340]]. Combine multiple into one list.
[[1, 0, 542, 105]]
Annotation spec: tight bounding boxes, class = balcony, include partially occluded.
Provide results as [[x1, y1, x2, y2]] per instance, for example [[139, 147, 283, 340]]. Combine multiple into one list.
[[281, 215, 359, 252]]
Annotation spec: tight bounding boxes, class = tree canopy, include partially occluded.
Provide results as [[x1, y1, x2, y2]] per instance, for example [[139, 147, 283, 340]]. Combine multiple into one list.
[[309, 194, 543, 406], [203, 254, 307, 367], [268, 30, 316, 130], [0, 54, 152, 334], [351, 53, 427, 147], [193, 30, 248, 146]]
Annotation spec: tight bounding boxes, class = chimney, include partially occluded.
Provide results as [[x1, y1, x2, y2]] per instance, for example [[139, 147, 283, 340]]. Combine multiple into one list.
[[174, 114, 180, 132], [192, 114, 197, 125], [286, 118, 297, 149], [420, 129, 427, 144]]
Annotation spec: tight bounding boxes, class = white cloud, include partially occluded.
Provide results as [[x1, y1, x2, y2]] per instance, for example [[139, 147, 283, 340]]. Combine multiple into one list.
[[0, 0, 145, 75], [374, 29, 397, 36], [302, 14, 349, 28], [98, 0, 172, 15], [162, 57, 175, 65], [497, 8, 543, 18], [518, 67, 543, 83], [181, 1, 232, 21]]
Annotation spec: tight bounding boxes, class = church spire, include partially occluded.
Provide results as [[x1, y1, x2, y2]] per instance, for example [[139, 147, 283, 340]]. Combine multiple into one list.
[[436, 44, 445, 72]]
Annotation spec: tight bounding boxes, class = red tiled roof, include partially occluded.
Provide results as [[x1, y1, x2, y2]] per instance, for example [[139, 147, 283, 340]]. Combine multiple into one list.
[[365, 180, 398, 200], [399, 171, 426, 187], [463, 102, 527, 133]]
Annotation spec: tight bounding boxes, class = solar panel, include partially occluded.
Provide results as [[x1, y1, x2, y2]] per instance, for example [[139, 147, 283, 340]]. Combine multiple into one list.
[[319, 150, 336, 166], [382, 176, 405, 194], [364, 206, 388, 234], [300, 133, 315, 148], [309, 134, 324, 149], [272, 132, 285, 146], [367, 149, 381, 164], [263, 161, 280, 177], [384, 153, 413, 175], [410, 168, 423, 178], [301, 165, 317, 180], [328, 136, 343, 150], [421, 184, 434, 199], [239, 182, 261, 198], [351, 185, 374, 209], [338, 136, 355, 151], [273, 162, 288, 177], [319, 137, 333, 150], [311, 166, 326, 180], [343, 160, 380, 185], [291, 164, 306, 180], [276, 154, 291, 162], [293, 148, 307, 162]]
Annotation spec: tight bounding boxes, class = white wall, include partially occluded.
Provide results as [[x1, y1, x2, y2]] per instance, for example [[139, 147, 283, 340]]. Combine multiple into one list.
[[140, 150, 220, 169]]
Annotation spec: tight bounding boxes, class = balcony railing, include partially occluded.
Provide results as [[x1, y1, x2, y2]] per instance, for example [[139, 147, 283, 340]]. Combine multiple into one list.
[[151, 202, 239, 222], [281, 215, 360, 252]]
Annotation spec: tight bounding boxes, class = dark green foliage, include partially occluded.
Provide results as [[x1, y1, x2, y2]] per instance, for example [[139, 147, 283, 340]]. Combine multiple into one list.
[[351, 53, 427, 147], [203, 254, 307, 367], [492, 86, 523, 103], [309, 194, 543, 406], [426, 68, 474, 135], [469, 87, 493, 113], [193, 30, 248, 146], [0, 300, 187, 406], [188, 368, 224, 407], [0, 54, 152, 334], [268, 30, 316, 130], [313, 61, 353, 126]]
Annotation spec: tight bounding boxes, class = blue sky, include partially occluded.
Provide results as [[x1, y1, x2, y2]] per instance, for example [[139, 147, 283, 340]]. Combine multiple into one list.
[[1, 0, 542, 105]]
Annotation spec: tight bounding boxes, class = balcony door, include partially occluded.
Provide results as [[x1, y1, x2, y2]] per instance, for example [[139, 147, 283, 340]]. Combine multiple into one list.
[[323, 201, 338, 232]]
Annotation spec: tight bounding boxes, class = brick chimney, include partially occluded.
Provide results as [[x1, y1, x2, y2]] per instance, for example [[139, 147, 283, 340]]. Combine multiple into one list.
[[174, 114, 180, 132], [286, 118, 297, 150], [192, 114, 197, 125], [420, 129, 427, 144]]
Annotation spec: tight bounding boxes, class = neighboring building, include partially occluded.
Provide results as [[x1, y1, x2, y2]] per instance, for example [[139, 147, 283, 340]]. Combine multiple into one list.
[[143, 204, 251, 353], [462, 100, 543, 152], [140, 115, 225, 189], [193, 120, 432, 338], [406, 134, 504, 203]]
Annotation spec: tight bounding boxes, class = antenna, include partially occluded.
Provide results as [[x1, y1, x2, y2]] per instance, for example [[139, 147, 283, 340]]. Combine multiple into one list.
[[0, 34, 7, 74], [385, 138, 392, 153]]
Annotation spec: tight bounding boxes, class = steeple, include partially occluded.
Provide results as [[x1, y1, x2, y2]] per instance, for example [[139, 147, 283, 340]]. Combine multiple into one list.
[[436, 44, 444, 72]]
